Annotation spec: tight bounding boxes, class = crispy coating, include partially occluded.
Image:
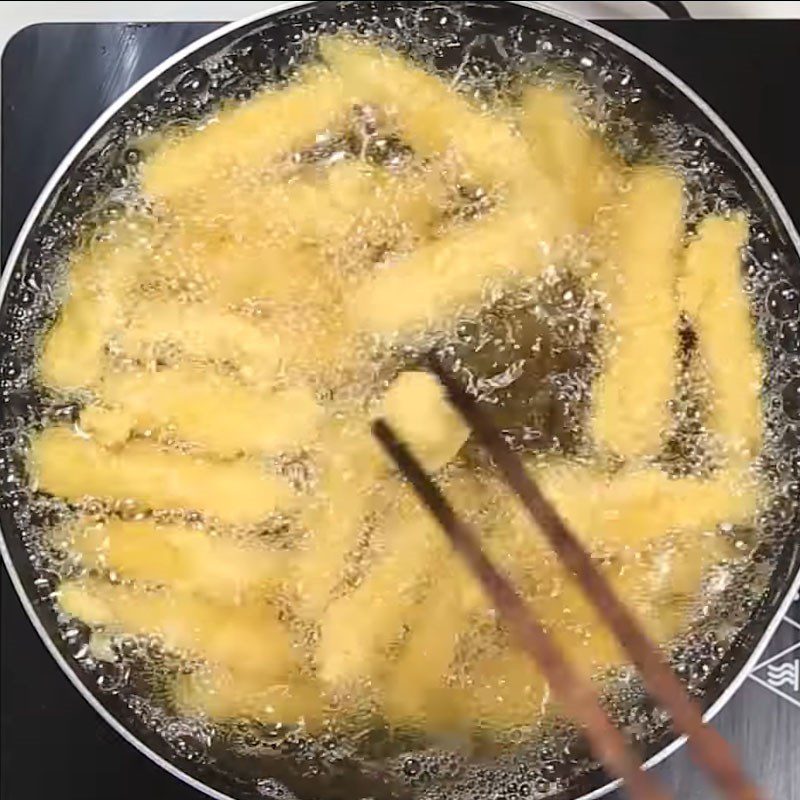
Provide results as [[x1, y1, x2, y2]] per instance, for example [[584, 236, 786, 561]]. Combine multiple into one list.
[[292, 418, 388, 617], [90, 368, 322, 457], [380, 561, 484, 726], [316, 504, 443, 686], [30, 427, 293, 524], [533, 462, 758, 550], [59, 579, 295, 679], [591, 166, 684, 458], [65, 518, 288, 598], [174, 668, 324, 727], [679, 214, 763, 461], [141, 66, 351, 202], [40, 221, 153, 391], [520, 84, 619, 230], [348, 208, 565, 336], [320, 37, 541, 194], [381, 371, 469, 471], [116, 300, 285, 384]]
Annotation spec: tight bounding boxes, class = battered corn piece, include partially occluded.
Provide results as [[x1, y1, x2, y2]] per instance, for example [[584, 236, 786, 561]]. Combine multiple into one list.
[[520, 85, 619, 230], [215, 160, 448, 257], [145, 219, 327, 307], [660, 530, 737, 600], [316, 507, 442, 686], [679, 214, 763, 461], [66, 519, 288, 598], [30, 428, 293, 524], [321, 37, 536, 194], [175, 668, 324, 726], [93, 368, 322, 457], [40, 223, 151, 391], [348, 209, 563, 336], [141, 66, 351, 201], [381, 371, 469, 471], [293, 419, 387, 616], [173, 159, 376, 238], [534, 462, 759, 550], [458, 652, 547, 728], [117, 300, 285, 385], [542, 528, 738, 658], [79, 406, 136, 446], [59, 579, 295, 679], [381, 563, 484, 725], [591, 166, 684, 458]]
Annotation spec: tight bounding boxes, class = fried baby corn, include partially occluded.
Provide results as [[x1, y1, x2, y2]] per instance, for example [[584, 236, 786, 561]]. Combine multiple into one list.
[[348, 208, 565, 337], [591, 166, 684, 459], [380, 371, 469, 472], [40, 221, 152, 391], [30, 428, 293, 524], [90, 368, 322, 457], [679, 214, 763, 461], [533, 462, 759, 551], [141, 66, 351, 202], [520, 84, 619, 230], [174, 668, 324, 726], [65, 518, 289, 598], [320, 37, 543, 195], [59, 579, 296, 679], [316, 505, 442, 686], [116, 300, 285, 385], [381, 562, 485, 726]]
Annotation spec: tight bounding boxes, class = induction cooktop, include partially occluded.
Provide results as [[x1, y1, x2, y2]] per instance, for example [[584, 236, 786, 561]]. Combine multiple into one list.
[[1, 17, 799, 800]]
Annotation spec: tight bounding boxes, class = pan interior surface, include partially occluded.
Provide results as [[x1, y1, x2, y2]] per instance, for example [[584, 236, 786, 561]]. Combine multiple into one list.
[[1, 3, 799, 800]]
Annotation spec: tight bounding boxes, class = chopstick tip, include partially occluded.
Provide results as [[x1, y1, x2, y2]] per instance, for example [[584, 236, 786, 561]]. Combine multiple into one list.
[[425, 350, 446, 379]]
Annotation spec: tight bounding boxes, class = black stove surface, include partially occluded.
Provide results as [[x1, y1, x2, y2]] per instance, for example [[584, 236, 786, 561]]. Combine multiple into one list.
[[1, 18, 799, 800]]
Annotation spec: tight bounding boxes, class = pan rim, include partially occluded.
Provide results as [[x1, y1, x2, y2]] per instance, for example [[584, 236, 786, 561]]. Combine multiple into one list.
[[1, 3, 798, 799]]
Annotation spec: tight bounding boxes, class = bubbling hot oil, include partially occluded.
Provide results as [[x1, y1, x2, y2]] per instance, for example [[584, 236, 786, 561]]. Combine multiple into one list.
[[3, 8, 798, 799]]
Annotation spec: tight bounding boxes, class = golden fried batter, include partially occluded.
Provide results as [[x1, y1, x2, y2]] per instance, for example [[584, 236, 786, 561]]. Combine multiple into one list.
[[92, 368, 322, 457], [174, 668, 324, 727], [40, 221, 153, 391], [116, 300, 285, 384], [680, 214, 763, 461], [381, 371, 469, 471], [591, 166, 684, 458], [520, 85, 619, 230], [349, 208, 566, 336], [59, 579, 295, 679], [533, 462, 758, 550], [316, 506, 443, 686], [320, 37, 546, 195], [65, 518, 288, 598], [30, 428, 293, 524], [141, 66, 351, 202]]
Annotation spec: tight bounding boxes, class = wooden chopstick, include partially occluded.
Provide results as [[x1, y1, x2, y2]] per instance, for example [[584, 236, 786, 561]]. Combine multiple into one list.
[[372, 418, 671, 800], [425, 353, 764, 800]]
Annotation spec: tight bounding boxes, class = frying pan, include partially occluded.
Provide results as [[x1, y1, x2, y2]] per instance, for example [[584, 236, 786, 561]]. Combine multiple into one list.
[[1, 3, 799, 799]]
